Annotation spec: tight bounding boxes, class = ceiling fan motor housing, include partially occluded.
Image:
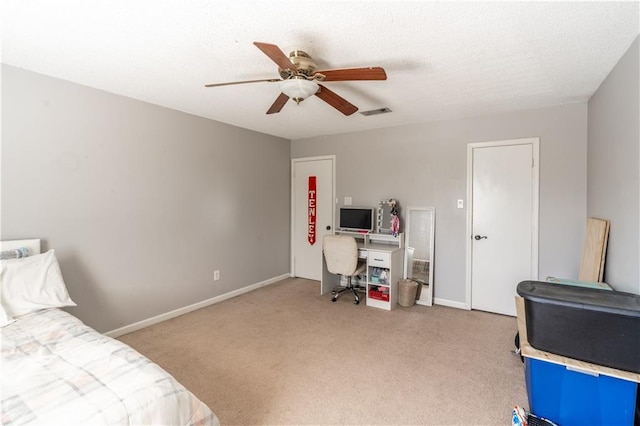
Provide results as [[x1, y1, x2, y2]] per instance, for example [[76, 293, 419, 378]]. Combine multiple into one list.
[[279, 50, 318, 79]]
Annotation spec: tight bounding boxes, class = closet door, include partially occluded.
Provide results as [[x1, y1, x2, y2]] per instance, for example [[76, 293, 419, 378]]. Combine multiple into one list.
[[467, 138, 539, 316]]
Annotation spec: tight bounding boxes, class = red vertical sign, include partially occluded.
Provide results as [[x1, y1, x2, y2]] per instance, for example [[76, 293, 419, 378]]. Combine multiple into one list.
[[308, 176, 317, 245]]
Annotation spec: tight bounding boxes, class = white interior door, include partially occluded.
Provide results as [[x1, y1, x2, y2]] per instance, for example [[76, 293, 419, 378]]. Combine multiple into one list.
[[467, 139, 539, 316], [292, 156, 335, 280]]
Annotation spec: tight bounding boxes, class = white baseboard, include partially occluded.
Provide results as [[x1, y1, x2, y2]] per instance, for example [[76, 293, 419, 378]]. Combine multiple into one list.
[[105, 273, 290, 338], [433, 297, 469, 310]]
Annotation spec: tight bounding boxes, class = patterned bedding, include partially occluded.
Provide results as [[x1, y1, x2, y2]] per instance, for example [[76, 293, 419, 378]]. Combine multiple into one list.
[[1, 308, 219, 426]]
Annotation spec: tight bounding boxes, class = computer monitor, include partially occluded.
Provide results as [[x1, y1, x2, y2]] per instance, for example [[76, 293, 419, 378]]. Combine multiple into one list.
[[339, 207, 374, 232]]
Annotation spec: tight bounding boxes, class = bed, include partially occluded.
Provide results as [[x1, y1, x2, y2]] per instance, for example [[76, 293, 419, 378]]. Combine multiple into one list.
[[1, 239, 219, 426]]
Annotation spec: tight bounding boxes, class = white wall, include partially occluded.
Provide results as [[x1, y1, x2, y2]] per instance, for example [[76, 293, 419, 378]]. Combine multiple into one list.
[[1, 65, 292, 332], [587, 36, 639, 294], [292, 104, 588, 305], [10, 52, 631, 323]]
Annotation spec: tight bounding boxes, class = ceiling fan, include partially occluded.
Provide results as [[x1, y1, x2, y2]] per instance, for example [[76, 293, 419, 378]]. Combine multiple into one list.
[[205, 42, 387, 116]]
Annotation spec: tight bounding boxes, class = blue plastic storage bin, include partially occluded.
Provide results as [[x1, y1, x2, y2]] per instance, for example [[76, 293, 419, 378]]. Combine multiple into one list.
[[525, 357, 638, 426]]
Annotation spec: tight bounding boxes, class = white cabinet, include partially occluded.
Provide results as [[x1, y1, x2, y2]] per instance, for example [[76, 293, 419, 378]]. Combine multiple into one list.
[[365, 245, 404, 310]]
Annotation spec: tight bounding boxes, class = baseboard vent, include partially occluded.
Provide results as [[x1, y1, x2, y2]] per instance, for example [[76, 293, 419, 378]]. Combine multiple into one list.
[[360, 107, 392, 116]]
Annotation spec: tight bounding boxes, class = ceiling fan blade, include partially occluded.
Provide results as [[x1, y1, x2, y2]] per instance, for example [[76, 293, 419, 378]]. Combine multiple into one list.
[[205, 78, 280, 88], [314, 84, 358, 116], [315, 67, 387, 82], [253, 42, 297, 71], [266, 93, 290, 115]]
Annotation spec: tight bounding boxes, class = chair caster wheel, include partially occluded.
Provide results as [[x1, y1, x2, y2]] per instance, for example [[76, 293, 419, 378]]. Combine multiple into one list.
[[332, 297, 337, 302], [354, 299, 360, 305]]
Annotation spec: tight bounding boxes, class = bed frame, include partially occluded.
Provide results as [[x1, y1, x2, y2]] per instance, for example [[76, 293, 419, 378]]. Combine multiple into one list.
[[0, 239, 41, 255]]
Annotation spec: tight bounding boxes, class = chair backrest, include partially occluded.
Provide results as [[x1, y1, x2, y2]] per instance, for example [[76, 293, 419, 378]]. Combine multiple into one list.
[[323, 235, 360, 276]]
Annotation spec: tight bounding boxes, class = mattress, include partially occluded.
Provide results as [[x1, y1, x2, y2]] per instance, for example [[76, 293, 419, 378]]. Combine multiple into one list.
[[1, 308, 219, 426]]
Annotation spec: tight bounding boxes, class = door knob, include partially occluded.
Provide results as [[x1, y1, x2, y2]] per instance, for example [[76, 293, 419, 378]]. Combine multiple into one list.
[[474, 235, 488, 240], [326, 225, 331, 230]]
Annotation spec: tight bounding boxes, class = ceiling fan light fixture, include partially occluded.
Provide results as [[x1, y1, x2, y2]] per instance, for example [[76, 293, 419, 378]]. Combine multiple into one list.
[[280, 78, 319, 104]]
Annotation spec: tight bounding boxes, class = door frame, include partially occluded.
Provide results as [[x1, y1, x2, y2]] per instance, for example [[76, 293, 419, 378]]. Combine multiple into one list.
[[465, 138, 540, 310], [290, 155, 336, 278]]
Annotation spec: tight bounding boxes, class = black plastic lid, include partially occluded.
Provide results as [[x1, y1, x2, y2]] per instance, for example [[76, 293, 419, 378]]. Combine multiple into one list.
[[517, 280, 640, 318]]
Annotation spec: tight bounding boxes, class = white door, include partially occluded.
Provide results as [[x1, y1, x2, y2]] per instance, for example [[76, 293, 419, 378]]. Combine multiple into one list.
[[292, 156, 335, 280], [467, 138, 539, 316]]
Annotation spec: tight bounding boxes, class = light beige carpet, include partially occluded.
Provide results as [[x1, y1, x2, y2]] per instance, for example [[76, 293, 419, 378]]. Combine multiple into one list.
[[119, 278, 528, 425]]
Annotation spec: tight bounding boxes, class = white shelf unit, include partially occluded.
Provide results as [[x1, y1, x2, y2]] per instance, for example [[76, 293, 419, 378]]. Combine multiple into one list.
[[366, 247, 404, 310], [335, 230, 404, 249]]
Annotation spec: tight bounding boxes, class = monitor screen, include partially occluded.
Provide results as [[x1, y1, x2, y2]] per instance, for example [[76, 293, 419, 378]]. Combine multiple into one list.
[[339, 207, 374, 232]]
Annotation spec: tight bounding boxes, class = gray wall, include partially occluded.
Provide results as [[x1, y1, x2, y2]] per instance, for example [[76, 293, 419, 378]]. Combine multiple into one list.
[[1, 65, 291, 332], [587, 36, 639, 294], [292, 104, 588, 305]]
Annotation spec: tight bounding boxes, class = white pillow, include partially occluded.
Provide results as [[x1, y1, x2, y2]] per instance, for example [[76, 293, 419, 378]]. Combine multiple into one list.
[[0, 304, 14, 327], [1, 249, 76, 317]]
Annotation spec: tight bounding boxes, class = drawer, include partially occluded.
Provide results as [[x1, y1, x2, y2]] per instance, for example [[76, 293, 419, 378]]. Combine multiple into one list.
[[368, 251, 391, 268]]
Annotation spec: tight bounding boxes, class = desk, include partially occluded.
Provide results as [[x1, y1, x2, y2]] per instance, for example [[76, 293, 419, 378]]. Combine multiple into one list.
[[321, 232, 404, 310]]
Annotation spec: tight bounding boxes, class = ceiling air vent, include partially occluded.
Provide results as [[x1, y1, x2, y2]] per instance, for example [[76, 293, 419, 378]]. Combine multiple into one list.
[[360, 107, 392, 117]]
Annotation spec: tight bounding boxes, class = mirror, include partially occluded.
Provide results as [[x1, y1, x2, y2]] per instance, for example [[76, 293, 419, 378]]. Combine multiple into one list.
[[404, 207, 435, 306]]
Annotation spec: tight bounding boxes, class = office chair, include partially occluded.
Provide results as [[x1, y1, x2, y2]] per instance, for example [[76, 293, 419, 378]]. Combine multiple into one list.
[[322, 235, 367, 304]]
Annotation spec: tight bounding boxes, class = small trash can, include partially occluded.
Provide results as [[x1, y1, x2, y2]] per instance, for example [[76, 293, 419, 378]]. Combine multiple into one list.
[[398, 279, 418, 307]]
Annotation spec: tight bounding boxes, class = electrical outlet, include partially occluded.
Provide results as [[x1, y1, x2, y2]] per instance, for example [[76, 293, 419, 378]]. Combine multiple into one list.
[[214, 270, 220, 281], [457, 199, 464, 209], [344, 196, 352, 206]]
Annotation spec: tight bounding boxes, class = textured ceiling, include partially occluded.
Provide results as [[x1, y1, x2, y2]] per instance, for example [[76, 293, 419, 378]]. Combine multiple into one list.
[[2, 1, 639, 140]]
